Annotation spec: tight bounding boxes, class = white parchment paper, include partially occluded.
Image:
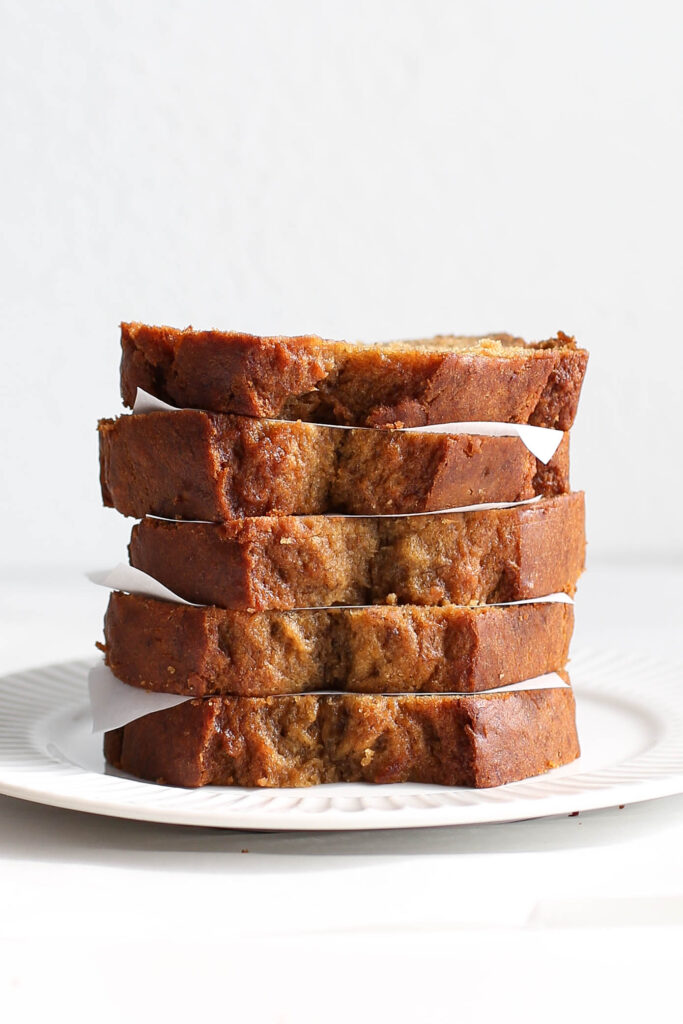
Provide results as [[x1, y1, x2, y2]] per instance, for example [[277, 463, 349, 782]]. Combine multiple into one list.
[[89, 661, 190, 732], [89, 660, 570, 734], [132, 388, 563, 464], [145, 494, 544, 524], [88, 565, 199, 606]]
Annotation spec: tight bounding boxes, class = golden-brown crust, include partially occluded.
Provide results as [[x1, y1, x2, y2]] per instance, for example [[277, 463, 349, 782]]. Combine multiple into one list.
[[101, 591, 574, 696], [119, 323, 588, 429], [127, 493, 586, 610], [98, 409, 570, 519], [103, 687, 580, 788]]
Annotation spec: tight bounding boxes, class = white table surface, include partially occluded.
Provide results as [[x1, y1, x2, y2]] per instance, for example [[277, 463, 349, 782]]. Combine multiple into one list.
[[1, 561, 682, 1023]]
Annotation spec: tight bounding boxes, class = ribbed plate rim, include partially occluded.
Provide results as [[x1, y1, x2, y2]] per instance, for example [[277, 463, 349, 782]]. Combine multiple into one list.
[[0, 649, 682, 830]]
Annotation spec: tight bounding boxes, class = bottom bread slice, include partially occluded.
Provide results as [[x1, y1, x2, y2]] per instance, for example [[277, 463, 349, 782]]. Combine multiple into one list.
[[104, 687, 579, 789]]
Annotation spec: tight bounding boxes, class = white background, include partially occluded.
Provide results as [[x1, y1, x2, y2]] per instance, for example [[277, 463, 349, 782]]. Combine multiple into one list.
[[1, 0, 681, 573]]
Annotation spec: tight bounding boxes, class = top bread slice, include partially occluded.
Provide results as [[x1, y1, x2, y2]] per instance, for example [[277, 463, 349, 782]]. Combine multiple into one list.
[[120, 323, 588, 429]]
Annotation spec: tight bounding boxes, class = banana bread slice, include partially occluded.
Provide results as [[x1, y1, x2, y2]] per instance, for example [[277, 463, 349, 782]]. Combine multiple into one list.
[[99, 409, 570, 520], [128, 492, 585, 610], [103, 686, 580, 788], [120, 322, 588, 429], [100, 591, 574, 696]]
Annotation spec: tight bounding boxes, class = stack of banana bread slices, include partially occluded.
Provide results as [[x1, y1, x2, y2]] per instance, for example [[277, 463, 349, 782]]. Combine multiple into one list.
[[96, 323, 588, 788]]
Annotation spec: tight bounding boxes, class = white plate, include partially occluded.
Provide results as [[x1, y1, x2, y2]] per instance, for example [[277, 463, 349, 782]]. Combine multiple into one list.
[[0, 650, 682, 831]]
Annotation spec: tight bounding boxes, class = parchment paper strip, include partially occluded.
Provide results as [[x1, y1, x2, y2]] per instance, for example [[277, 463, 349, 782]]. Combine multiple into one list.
[[89, 660, 570, 734], [145, 494, 543, 524], [132, 388, 563, 464]]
